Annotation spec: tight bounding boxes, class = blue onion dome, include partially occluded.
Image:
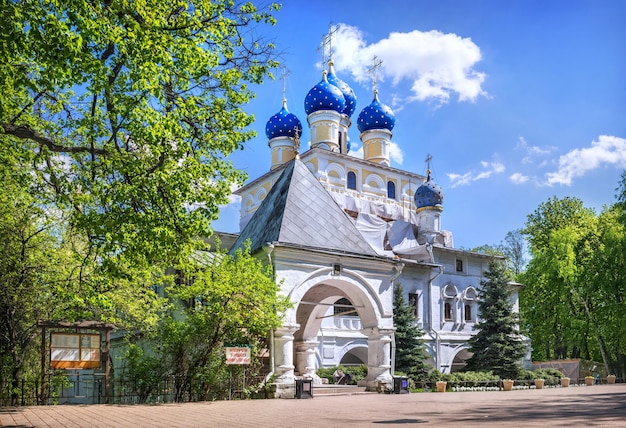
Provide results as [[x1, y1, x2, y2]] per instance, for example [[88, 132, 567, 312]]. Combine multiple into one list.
[[265, 99, 303, 140], [357, 90, 396, 133], [414, 176, 444, 209], [327, 61, 357, 117], [304, 70, 346, 115]]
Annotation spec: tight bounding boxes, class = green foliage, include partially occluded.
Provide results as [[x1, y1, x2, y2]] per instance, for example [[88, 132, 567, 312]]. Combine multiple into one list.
[[1, 0, 280, 268], [123, 243, 290, 401], [447, 371, 499, 385], [518, 368, 563, 385], [392, 283, 430, 381], [470, 229, 527, 278], [0, 1, 282, 402], [316, 365, 367, 385], [119, 344, 167, 403], [519, 193, 626, 377], [464, 260, 527, 379]]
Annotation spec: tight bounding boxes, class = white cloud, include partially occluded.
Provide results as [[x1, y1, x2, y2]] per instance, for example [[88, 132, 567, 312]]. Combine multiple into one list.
[[389, 142, 404, 165], [332, 24, 487, 105], [510, 172, 530, 184], [516, 136, 555, 164], [447, 171, 473, 187], [348, 143, 364, 159], [447, 160, 505, 187], [544, 135, 626, 186]]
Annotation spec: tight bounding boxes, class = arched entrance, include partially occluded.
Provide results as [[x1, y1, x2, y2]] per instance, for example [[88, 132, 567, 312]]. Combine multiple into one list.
[[450, 348, 473, 373], [271, 267, 396, 395], [339, 344, 368, 366]]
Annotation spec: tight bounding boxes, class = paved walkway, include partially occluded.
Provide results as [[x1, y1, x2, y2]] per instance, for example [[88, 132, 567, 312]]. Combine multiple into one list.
[[2, 384, 625, 427]]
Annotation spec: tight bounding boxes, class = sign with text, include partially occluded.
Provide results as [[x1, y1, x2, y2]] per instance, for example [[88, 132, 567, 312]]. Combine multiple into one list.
[[50, 333, 101, 369], [225, 346, 251, 365]]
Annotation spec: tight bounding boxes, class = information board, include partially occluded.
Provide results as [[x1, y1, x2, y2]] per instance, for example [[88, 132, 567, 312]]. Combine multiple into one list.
[[50, 333, 101, 369]]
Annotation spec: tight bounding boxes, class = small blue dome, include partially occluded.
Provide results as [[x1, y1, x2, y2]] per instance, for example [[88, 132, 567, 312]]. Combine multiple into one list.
[[357, 91, 396, 133], [414, 178, 444, 209], [327, 62, 357, 117], [304, 71, 346, 115], [265, 100, 302, 140]]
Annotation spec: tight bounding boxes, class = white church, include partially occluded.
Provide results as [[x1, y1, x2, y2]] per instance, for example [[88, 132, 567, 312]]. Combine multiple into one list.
[[221, 54, 527, 397]]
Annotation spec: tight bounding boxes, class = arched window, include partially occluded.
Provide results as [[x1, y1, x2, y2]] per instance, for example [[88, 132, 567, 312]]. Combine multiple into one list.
[[334, 298, 358, 317], [387, 181, 396, 199], [347, 171, 357, 190], [444, 302, 453, 321], [464, 304, 472, 322]]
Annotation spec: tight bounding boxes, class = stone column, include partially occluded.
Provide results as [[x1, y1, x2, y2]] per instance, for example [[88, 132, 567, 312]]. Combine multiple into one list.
[[295, 340, 321, 384], [273, 324, 299, 383], [363, 327, 394, 391]]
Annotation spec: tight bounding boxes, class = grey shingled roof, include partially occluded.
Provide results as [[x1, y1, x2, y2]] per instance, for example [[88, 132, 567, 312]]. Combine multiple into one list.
[[230, 159, 377, 256]]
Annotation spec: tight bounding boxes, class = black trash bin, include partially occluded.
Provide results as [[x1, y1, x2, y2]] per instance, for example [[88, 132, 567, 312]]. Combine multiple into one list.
[[393, 376, 409, 394], [295, 379, 313, 399]]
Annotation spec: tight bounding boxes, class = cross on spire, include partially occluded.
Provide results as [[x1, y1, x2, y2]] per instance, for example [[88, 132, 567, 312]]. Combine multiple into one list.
[[425, 153, 432, 180], [280, 66, 289, 102], [319, 22, 338, 66], [368, 56, 383, 93]]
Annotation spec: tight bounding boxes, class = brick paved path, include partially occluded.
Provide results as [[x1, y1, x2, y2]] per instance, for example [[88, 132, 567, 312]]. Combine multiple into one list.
[[2, 384, 625, 427]]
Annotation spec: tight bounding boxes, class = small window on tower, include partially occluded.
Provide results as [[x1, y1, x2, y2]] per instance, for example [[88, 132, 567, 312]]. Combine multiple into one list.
[[464, 304, 472, 322], [387, 181, 396, 199], [444, 302, 453, 321], [347, 171, 357, 190]]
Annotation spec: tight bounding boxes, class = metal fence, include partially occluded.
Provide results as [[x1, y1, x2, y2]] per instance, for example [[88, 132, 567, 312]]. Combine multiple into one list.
[[2, 375, 624, 405], [1, 373, 271, 406]]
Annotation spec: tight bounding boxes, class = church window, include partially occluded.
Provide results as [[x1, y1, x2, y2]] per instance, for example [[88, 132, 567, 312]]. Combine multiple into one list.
[[444, 302, 453, 321], [334, 298, 358, 317], [456, 259, 463, 272], [347, 171, 357, 190], [464, 304, 472, 322], [409, 293, 419, 319], [387, 181, 396, 199]]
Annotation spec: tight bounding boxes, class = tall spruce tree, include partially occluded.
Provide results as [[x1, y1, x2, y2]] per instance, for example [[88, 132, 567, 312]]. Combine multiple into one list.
[[393, 283, 429, 380], [465, 260, 527, 379]]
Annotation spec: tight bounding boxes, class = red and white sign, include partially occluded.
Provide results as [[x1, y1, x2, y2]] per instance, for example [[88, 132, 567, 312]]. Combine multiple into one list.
[[225, 347, 251, 365]]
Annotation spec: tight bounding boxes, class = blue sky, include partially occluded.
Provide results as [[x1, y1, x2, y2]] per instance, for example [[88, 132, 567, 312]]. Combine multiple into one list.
[[214, 0, 626, 250]]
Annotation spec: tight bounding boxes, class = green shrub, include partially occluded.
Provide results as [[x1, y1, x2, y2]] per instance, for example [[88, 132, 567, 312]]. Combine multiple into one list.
[[316, 365, 366, 385], [447, 371, 499, 387], [520, 368, 563, 385]]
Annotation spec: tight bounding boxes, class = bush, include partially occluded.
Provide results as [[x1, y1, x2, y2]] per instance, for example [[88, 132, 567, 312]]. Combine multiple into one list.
[[519, 368, 563, 386], [316, 365, 366, 385]]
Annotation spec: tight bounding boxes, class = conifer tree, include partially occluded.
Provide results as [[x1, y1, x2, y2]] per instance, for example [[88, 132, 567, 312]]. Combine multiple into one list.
[[465, 260, 527, 379], [393, 283, 429, 380]]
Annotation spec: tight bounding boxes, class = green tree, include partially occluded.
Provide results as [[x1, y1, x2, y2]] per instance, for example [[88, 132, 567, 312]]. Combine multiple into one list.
[[153, 243, 289, 401], [0, 1, 282, 401], [0, 149, 62, 404], [464, 260, 527, 379], [582, 206, 626, 376], [501, 229, 527, 276], [518, 197, 599, 362], [393, 283, 429, 381], [0, 0, 280, 276]]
